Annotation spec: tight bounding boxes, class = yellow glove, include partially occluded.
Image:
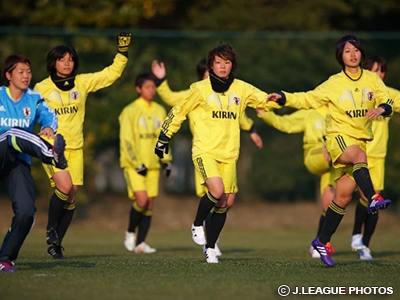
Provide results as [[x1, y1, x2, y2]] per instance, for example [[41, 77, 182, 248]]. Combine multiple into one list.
[[117, 32, 131, 54]]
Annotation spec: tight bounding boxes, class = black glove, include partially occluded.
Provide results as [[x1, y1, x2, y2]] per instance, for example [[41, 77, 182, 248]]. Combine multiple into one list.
[[276, 91, 287, 106], [163, 163, 172, 178], [155, 131, 170, 159], [117, 32, 131, 56], [136, 164, 147, 176]]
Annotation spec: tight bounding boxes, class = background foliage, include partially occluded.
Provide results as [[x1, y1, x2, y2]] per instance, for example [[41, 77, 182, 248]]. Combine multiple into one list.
[[1, 1, 400, 205]]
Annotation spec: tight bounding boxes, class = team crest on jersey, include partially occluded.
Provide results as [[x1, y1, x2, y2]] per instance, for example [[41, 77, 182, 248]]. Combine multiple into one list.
[[233, 96, 240, 105], [23, 107, 31, 117], [367, 92, 374, 101], [71, 91, 79, 100]]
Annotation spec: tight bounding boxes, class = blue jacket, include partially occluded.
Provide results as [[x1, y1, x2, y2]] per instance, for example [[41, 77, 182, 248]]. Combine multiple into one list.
[[0, 86, 58, 164]]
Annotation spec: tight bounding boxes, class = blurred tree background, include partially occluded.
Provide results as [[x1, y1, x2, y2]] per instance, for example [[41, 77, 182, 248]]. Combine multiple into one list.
[[1, 0, 400, 206]]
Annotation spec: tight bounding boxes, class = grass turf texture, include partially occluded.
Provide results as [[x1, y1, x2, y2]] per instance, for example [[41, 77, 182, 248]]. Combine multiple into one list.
[[1, 229, 399, 300]]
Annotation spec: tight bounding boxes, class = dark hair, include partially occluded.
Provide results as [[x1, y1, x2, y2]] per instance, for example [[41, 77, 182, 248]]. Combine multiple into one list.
[[2, 54, 31, 86], [46, 45, 79, 76], [206, 43, 237, 73], [335, 35, 365, 68], [196, 58, 207, 80], [362, 55, 387, 80], [135, 72, 156, 88]]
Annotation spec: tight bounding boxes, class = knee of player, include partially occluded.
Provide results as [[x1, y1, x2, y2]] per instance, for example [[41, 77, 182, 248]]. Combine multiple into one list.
[[209, 189, 224, 200], [353, 149, 367, 163], [14, 209, 35, 222], [55, 182, 74, 195]]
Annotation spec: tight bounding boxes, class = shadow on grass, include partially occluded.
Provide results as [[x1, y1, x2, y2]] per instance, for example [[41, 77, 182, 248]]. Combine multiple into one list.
[[17, 254, 123, 270], [157, 246, 254, 253], [19, 260, 97, 270], [331, 250, 400, 259]]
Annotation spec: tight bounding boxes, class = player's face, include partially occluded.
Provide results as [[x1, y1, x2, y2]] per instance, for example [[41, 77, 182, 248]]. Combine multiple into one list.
[[371, 62, 386, 80], [137, 80, 156, 101], [342, 42, 361, 69], [7, 63, 32, 91], [212, 55, 232, 78], [55, 52, 75, 78]]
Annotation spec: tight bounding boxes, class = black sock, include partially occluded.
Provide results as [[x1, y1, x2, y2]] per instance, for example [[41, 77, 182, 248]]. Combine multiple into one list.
[[47, 189, 68, 230], [352, 199, 368, 235], [193, 193, 217, 226], [353, 163, 375, 200], [319, 201, 345, 244], [205, 209, 213, 240], [128, 203, 144, 232], [206, 206, 227, 248], [316, 213, 325, 237], [137, 214, 152, 245], [57, 204, 75, 242], [363, 212, 379, 247]]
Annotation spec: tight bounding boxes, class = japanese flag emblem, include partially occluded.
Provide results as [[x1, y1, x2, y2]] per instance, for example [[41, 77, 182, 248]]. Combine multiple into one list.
[[23, 107, 31, 117]]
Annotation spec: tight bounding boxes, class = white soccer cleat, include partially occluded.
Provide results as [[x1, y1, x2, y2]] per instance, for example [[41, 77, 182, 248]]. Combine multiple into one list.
[[191, 224, 206, 245], [124, 231, 136, 251], [204, 247, 218, 263], [309, 245, 320, 258], [351, 234, 364, 251], [358, 246, 373, 260], [203, 243, 222, 257], [135, 242, 156, 254], [214, 243, 222, 256]]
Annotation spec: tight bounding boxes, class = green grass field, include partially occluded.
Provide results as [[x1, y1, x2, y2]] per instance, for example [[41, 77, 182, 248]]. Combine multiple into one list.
[[1, 228, 399, 300]]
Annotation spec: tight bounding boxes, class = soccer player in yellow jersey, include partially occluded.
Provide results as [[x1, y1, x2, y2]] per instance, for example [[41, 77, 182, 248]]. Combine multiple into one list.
[[155, 43, 280, 263], [151, 58, 264, 256], [119, 72, 172, 254], [34, 32, 131, 259], [351, 55, 400, 260], [267, 35, 394, 267], [256, 106, 336, 258]]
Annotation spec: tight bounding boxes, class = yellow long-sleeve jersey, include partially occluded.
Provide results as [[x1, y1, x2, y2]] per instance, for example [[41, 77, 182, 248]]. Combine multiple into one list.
[[283, 69, 394, 141], [34, 53, 128, 150], [119, 97, 171, 170], [161, 78, 280, 163], [157, 80, 255, 133], [258, 106, 328, 158], [367, 86, 400, 158]]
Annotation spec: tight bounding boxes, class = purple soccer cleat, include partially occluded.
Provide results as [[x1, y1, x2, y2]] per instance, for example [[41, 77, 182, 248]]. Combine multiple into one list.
[[0, 261, 17, 272], [311, 238, 335, 267], [53, 134, 67, 169], [367, 194, 391, 214]]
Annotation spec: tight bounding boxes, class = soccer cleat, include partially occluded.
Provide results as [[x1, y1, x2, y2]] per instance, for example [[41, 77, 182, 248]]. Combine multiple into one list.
[[358, 246, 373, 260], [204, 247, 219, 263], [46, 227, 60, 245], [0, 261, 17, 272], [53, 134, 68, 169], [124, 231, 136, 252], [47, 245, 65, 259], [351, 234, 364, 251], [309, 245, 321, 258], [367, 194, 391, 214], [311, 238, 334, 267], [135, 242, 156, 254], [203, 243, 223, 257], [214, 243, 222, 257], [326, 242, 336, 254], [191, 224, 206, 245]]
